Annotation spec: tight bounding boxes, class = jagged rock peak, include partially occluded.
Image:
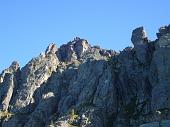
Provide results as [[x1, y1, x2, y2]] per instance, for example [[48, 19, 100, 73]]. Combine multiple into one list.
[[0, 61, 20, 75], [57, 37, 116, 62], [131, 26, 148, 45], [156, 24, 170, 38], [74, 38, 90, 57], [57, 37, 91, 62], [73, 36, 81, 41], [9, 61, 20, 71], [45, 43, 57, 54]]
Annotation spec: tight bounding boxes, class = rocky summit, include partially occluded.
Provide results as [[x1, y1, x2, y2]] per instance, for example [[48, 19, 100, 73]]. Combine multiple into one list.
[[0, 25, 170, 127]]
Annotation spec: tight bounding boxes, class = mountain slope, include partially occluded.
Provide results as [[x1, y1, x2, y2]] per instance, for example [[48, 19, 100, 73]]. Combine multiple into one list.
[[0, 25, 170, 127]]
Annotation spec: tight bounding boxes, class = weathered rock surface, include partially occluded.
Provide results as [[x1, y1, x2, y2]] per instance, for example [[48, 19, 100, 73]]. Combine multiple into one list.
[[131, 27, 150, 64], [140, 120, 170, 127], [0, 25, 170, 127]]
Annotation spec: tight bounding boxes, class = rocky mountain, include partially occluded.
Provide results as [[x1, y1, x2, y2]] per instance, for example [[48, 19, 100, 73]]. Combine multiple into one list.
[[0, 25, 170, 127]]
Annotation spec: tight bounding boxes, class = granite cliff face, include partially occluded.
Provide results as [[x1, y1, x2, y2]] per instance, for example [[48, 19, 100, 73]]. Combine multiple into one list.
[[0, 25, 170, 127]]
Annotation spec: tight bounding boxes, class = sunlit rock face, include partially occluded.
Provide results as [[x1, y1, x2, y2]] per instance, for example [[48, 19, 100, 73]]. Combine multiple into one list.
[[131, 27, 150, 64], [1, 25, 170, 127]]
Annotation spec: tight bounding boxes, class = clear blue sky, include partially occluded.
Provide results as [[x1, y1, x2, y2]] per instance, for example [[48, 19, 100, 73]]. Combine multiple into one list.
[[0, 0, 170, 71]]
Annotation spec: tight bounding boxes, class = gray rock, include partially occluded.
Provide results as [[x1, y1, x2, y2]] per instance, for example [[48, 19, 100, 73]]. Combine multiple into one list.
[[24, 92, 57, 127], [11, 45, 59, 112], [131, 27, 151, 64], [151, 33, 170, 112], [2, 44, 59, 127], [57, 42, 77, 62], [74, 39, 90, 58], [131, 27, 148, 44], [0, 61, 20, 111], [156, 25, 170, 39], [1, 26, 170, 127], [0, 73, 14, 111], [45, 43, 58, 54]]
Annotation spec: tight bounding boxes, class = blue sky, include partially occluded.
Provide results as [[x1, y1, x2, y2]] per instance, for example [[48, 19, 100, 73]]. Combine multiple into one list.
[[0, 0, 170, 71]]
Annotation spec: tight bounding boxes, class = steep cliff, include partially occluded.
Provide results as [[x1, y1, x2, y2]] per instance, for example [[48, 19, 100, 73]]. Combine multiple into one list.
[[0, 25, 170, 127]]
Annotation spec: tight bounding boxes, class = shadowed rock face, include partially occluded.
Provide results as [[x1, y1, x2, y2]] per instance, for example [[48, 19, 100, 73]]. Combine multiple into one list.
[[0, 25, 170, 127]]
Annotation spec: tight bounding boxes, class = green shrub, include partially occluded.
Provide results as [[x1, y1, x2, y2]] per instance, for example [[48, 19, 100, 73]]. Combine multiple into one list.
[[0, 110, 13, 119], [67, 109, 80, 127]]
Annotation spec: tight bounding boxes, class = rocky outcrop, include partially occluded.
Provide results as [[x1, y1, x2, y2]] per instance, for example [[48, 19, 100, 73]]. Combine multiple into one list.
[[131, 27, 150, 64], [11, 43, 59, 112], [57, 38, 90, 62], [0, 61, 20, 111], [156, 25, 170, 39], [57, 37, 113, 62], [151, 31, 170, 112], [0, 25, 170, 127]]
